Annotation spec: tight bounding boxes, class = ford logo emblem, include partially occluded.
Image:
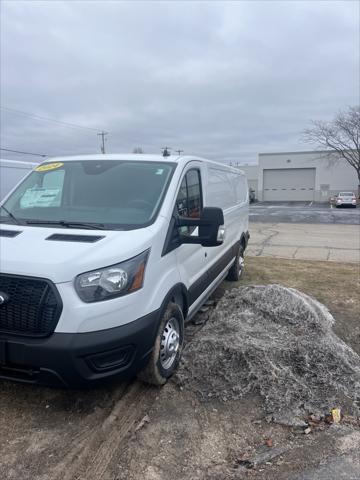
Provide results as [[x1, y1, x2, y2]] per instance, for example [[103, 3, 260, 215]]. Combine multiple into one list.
[[0, 292, 9, 305]]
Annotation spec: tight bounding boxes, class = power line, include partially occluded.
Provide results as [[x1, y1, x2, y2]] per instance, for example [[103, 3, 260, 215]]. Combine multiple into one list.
[[0, 147, 48, 157], [0, 106, 102, 133]]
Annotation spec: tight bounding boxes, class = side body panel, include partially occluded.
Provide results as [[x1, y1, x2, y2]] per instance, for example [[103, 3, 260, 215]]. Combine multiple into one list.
[[173, 160, 249, 314]]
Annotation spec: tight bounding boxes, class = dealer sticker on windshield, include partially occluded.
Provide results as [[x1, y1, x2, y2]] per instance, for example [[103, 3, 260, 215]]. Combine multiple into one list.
[[20, 188, 61, 208], [35, 162, 64, 172]]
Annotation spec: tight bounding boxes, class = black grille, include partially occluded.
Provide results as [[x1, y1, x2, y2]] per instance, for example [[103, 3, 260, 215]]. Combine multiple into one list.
[[0, 274, 62, 337]]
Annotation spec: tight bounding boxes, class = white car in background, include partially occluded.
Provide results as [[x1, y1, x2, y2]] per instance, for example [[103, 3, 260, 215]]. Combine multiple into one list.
[[0, 159, 39, 200], [333, 192, 357, 208]]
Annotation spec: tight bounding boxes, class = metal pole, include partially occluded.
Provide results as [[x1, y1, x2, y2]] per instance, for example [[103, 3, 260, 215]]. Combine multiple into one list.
[[97, 131, 108, 154]]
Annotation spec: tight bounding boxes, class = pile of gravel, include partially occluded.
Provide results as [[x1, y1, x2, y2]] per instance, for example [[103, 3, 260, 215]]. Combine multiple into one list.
[[177, 285, 360, 424]]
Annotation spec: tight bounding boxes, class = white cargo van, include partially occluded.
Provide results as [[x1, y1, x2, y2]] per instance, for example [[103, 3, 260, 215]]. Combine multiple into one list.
[[0, 159, 39, 201], [0, 154, 249, 387]]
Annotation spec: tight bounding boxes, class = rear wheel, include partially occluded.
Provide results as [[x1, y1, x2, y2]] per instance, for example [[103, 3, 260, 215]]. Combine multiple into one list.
[[138, 302, 184, 386], [227, 244, 245, 281]]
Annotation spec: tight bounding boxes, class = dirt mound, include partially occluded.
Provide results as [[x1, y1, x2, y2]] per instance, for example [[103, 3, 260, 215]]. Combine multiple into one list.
[[177, 285, 360, 424]]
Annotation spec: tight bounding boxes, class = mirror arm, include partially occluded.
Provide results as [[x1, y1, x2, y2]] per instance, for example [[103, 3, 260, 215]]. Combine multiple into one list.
[[178, 235, 207, 244], [175, 215, 209, 227]]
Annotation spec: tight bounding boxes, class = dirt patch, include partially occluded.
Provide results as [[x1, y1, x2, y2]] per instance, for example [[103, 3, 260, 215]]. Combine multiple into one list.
[[176, 285, 360, 424], [0, 381, 156, 480], [0, 258, 359, 480]]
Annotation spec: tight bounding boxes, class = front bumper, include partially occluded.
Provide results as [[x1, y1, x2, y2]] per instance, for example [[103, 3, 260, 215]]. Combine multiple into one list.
[[0, 309, 160, 387]]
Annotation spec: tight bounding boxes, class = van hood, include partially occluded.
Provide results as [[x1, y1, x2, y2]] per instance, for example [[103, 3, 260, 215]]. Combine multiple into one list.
[[0, 225, 156, 283]]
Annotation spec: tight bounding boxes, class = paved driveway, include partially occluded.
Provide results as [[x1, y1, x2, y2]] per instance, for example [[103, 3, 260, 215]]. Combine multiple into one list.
[[247, 222, 360, 263], [250, 202, 360, 225]]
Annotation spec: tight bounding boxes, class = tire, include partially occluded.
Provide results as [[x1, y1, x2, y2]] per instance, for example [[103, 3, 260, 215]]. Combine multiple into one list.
[[138, 302, 184, 386], [226, 244, 245, 281]]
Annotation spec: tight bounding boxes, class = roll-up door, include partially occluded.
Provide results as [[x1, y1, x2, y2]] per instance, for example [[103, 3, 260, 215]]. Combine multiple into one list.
[[263, 168, 315, 201]]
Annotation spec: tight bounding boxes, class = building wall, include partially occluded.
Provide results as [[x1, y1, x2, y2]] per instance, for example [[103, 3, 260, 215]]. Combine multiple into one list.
[[238, 165, 259, 198], [257, 151, 358, 202]]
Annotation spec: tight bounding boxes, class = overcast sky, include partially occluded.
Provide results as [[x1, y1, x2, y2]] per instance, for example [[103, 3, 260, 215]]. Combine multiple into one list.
[[0, 0, 359, 164]]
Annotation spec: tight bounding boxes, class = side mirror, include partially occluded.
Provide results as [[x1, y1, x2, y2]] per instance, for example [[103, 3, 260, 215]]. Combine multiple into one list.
[[176, 207, 225, 247]]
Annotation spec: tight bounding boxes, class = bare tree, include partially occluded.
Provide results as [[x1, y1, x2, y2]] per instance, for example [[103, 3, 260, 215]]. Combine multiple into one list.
[[133, 147, 143, 154], [303, 106, 360, 186]]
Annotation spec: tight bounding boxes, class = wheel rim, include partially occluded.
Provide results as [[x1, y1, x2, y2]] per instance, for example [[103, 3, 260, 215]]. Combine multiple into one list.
[[160, 317, 180, 370]]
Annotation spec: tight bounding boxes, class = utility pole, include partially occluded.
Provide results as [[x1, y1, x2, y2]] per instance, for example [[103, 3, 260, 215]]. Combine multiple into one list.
[[97, 131, 108, 154], [175, 149, 184, 156]]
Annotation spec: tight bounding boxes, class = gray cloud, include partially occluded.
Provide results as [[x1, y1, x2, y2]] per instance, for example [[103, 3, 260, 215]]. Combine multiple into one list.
[[0, 0, 358, 164]]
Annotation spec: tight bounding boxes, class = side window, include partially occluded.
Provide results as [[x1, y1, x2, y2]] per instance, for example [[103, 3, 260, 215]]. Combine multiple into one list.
[[175, 169, 202, 235], [176, 177, 188, 217], [186, 170, 202, 218]]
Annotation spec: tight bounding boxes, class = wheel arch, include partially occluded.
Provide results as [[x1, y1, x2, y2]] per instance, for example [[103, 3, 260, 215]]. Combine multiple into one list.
[[240, 231, 249, 250], [159, 283, 189, 321]]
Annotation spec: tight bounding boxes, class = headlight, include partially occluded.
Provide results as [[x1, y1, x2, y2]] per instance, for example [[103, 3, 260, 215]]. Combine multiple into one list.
[[75, 249, 149, 302]]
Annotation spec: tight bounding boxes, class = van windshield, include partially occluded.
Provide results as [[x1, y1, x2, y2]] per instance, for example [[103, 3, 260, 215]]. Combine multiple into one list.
[[0, 160, 176, 230]]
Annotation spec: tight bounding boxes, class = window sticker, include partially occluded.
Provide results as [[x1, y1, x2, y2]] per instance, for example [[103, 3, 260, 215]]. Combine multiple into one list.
[[20, 187, 61, 208], [155, 169, 164, 175], [35, 162, 64, 172]]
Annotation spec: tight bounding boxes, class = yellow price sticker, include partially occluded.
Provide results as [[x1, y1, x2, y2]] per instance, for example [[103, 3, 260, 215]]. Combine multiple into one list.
[[35, 162, 64, 172]]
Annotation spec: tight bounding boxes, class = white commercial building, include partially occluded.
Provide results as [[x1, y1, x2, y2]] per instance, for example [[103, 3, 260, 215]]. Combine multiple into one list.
[[239, 150, 358, 202]]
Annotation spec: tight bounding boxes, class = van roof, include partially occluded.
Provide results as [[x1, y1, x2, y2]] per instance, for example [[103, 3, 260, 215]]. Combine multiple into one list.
[[46, 154, 180, 163], [41, 154, 244, 175]]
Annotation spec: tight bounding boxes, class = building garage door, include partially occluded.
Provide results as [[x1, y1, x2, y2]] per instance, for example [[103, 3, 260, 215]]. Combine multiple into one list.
[[263, 168, 315, 201]]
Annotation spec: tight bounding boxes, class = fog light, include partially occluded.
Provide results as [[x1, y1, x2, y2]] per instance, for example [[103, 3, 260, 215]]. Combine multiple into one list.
[[86, 345, 134, 372]]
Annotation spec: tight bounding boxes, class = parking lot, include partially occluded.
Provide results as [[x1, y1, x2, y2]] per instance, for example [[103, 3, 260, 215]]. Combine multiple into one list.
[[247, 202, 360, 263], [250, 202, 360, 225], [248, 222, 360, 263]]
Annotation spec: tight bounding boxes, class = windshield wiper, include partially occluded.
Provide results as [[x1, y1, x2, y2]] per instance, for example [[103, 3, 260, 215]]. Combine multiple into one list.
[[25, 220, 106, 230], [0, 205, 21, 225]]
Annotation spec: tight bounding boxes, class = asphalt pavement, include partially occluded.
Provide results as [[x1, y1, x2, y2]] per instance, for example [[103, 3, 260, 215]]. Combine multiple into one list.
[[250, 202, 360, 225], [248, 223, 360, 263]]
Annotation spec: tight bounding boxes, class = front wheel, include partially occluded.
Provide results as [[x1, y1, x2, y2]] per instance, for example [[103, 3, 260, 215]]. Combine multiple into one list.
[[138, 302, 184, 386], [226, 244, 245, 281]]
